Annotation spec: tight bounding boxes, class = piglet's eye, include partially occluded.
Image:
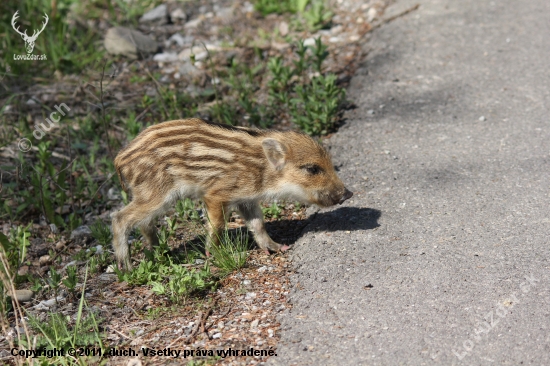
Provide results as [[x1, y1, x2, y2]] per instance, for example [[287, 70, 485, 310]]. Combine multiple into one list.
[[303, 165, 322, 175]]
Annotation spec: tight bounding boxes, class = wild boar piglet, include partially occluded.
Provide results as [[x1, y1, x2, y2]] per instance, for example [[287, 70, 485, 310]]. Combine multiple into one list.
[[112, 118, 353, 270]]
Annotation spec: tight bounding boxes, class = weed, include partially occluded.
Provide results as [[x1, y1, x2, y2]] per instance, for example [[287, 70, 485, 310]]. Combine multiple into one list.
[[62, 265, 78, 297], [290, 74, 345, 135], [27, 267, 105, 364], [122, 111, 143, 140], [262, 202, 284, 219], [176, 198, 202, 221], [47, 266, 62, 304], [311, 37, 329, 73], [115, 225, 216, 304], [0, 225, 31, 282], [90, 220, 112, 246], [150, 263, 216, 304], [254, 0, 332, 31], [303, 0, 333, 31], [211, 101, 239, 126], [207, 228, 250, 277], [254, 0, 309, 16]]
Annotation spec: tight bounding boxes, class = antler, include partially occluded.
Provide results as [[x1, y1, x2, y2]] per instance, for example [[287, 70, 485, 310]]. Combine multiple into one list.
[[10, 11, 49, 40], [11, 11, 28, 38], [32, 13, 49, 39]]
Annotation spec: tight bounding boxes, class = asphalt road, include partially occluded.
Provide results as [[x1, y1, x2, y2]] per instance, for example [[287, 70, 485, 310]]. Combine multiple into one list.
[[270, 0, 550, 364]]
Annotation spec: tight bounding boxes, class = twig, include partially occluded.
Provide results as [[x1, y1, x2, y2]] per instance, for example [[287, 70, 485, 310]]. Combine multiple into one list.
[[135, 106, 150, 123], [200, 307, 213, 338], [183, 311, 203, 345], [204, 307, 231, 332], [112, 328, 133, 341], [372, 3, 420, 31]]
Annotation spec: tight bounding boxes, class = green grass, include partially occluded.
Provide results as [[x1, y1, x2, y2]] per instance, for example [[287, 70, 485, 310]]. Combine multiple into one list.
[[207, 228, 251, 277], [27, 267, 105, 365], [254, 0, 333, 30]]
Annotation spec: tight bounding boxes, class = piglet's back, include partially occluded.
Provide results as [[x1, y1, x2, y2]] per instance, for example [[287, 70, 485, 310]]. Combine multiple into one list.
[[114, 119, 269, 194]]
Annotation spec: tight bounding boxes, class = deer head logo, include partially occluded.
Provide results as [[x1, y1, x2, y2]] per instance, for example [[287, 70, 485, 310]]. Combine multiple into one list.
[[11, 11, 49, 54]]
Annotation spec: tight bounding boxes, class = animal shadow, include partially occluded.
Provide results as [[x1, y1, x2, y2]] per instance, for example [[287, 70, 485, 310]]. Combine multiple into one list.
[[267, 207, 381, 245], [173, 207, 381, 255]]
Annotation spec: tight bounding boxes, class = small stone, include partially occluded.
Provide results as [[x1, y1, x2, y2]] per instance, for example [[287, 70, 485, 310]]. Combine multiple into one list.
[[139, 4, 167, 24], [98, 273, 117, 284], [49, 223, 58, 234], [271, 41, 290, 51], [250, 319, 259, 329], [216, 6, 235, 21], [367, 8, 378, 22], [166, 33, 191, 47], [218, 321, 225, 329], [279, 21, 289, 36], [257, 266, 267, 273], [39, 255, 51, 266], [35, 296, 63, 309], [245, 292, 256, 300], [304, 38, 316, 47], [55, 240, 66, 251], [242, 2, 254, 13], [14, 289, 34, 302], [268, 329, 274, 337], [70, 225, 92, 240], [104, 27, 158, 58], [213, 332, 222, 339], [330, 25, 343, 34], [242, 279, 251, 286], [105, 265, 116, 273], [17, 266, 29, 276], [184, 18, 202, 29], [26, 99, 37, 105], [170, 8, 187, 21], [153, 52, 179, 63], [367, 109, 375, 115], [127, 358, 142, 366], [107, 187, 121, 200], [479, 116, 487, 121]]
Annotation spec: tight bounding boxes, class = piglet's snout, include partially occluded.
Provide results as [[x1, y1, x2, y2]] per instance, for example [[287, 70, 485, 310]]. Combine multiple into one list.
[[339, 188, 353, 204]]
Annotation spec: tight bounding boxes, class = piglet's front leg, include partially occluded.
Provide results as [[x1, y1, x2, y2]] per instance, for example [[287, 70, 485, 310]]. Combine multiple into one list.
[[204, 197, 231, 257], [237, 202, 290, 254]]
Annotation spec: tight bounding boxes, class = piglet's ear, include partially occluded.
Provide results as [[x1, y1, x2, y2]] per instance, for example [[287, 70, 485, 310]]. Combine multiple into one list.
[[262, 138, 287, 170]]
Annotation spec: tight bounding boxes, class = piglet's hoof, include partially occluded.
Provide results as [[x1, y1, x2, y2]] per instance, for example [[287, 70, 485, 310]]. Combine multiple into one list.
[[264, 245, 291, 255]]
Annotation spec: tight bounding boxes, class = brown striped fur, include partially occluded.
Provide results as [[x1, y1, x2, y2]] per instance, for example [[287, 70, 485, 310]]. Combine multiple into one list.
[[112, 118, 352, 270]]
